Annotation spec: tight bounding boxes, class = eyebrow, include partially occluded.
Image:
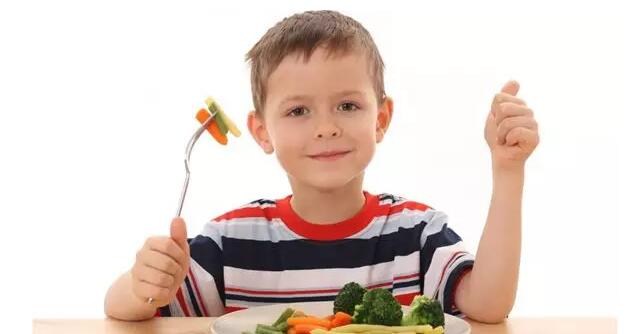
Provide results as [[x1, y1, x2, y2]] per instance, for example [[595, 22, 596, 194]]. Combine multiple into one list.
[[278, 90, 365, 109]]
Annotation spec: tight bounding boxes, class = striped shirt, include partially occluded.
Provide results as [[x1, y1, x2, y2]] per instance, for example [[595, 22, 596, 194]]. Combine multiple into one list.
[[157, 191, 474, 317]]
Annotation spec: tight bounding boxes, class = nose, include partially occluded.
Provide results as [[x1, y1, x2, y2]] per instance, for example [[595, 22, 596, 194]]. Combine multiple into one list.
[[314, 114, 342, 139]]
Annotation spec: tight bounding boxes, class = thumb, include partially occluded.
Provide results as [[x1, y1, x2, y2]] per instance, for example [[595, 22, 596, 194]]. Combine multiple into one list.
[[170, 217, 189, 252], [500, 80, 520, 96]]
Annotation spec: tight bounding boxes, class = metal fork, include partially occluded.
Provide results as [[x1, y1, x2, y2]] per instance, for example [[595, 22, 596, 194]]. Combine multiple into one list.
[[175, 110, 218, 217]]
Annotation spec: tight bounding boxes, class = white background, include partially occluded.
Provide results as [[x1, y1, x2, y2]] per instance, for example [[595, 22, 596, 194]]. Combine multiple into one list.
[[1, 0, 634, 332]]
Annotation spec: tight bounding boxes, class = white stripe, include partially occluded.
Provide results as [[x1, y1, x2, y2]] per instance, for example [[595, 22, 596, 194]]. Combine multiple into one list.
[[200, 207, 439, 243], [190, 258, 225, 316], [224, 251, 420, 292], [168, 297, 185, 316], [350, 207, 437, 240], [239, 201, 277, 209], [422, 241, 467, 298], [225, 300, 278, 308]]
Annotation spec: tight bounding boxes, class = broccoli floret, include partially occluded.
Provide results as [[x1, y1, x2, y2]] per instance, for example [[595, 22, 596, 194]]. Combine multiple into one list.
[[401, 295, 445, 328], [351, 288, 403, 326], [333, 282, 367, 315]]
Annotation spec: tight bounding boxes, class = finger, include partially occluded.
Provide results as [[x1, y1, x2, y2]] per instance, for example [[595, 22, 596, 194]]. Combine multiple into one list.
[[146, 237, 189, 267], [133, 264, 175, 288], [170, 217, 189, 254], [138, 249, 182, 276], [491, 93, 527, 116], [495, 102, 534, 126], [132, 279, 171, 304], [505, 127, 539, 147], [501, 80, 520, 96], [497, 116, 538, 145]]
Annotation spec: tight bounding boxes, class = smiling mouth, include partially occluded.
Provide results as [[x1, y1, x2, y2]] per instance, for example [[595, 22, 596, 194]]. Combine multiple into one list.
[[308, 150, 352, 161]]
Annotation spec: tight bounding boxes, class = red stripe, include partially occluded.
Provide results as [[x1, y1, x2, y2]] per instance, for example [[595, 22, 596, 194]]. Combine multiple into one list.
[[394, 272, 421, 281], [213, 196, 431, 223], [224, 306, 246, 314], [189, 268, 209, 317], [175, 287, 192, 317], [387, 201, 430, 215]]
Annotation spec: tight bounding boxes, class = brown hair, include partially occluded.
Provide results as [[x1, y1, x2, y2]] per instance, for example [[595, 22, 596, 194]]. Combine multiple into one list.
[[245, 10, 386, 115]]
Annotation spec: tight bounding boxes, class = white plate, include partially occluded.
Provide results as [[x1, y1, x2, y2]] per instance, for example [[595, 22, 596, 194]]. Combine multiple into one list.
[[211, 301, 471, 334]]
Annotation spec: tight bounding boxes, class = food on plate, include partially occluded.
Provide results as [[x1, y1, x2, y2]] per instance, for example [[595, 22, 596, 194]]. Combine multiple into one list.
[[241, 282, 446, 334]]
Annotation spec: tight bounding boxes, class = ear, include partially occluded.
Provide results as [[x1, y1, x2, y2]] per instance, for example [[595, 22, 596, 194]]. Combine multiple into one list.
[[247, 111, 274, 154], [376, 96, 394, 143]]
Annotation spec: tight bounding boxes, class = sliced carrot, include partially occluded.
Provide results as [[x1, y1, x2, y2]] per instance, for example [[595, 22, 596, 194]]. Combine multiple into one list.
[[324, 314, 335, 321], [287, 316, 332, 328], [293, 324, 328, 334], [195, 108, 227, 145], [287, 328, 297, 334], [330, 311, 352, 327]]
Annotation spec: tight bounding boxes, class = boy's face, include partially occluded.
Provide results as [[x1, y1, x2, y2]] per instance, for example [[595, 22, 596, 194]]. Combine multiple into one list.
[[248, 47, 393, 192]]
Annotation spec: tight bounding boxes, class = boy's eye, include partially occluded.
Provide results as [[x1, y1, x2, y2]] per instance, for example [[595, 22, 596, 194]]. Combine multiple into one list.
[[287, 107, 309, 117], [338, 102, 359, 112]]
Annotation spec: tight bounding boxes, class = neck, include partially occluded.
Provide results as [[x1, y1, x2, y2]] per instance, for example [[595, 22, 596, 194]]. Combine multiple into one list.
[[288, 174, 366, 225]]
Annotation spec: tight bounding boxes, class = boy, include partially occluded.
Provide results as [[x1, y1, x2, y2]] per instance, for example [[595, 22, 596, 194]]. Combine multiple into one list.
[[105, 10, 539, 323]]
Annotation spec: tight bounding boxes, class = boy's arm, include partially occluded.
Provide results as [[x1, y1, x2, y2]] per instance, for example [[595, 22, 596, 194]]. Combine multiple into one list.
[[455, 80, 539, 323], [104, 271, 158, 321], [454, 167, 524, 323]]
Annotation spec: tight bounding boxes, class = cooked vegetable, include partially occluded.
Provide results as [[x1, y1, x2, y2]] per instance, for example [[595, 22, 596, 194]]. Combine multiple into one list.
[[313, 324, 440, 333], [400, 295, 445, 328], [287, 316, 332, 328], [214, 111, 229, 135], [205, 96, 241, 137], [293, 324, 329, 334], [333, 282, 367, 315], [273, 307, 296, 328], [331, 312, 352, 327], [351, 288, 403, 326], [195, 108, 227, 145], [255, 323, 284, 334]]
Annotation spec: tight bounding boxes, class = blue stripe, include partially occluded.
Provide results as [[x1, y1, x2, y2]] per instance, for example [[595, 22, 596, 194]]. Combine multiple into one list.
[[392, 279, 421, 290], [184, 276, 203, 316], [221, 223, 427, 271], [442, 259, 474, 314], [188, 236, 226, 305]]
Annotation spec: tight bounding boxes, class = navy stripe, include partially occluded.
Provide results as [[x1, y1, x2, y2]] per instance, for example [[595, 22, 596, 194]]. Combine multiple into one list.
[[184, 276, 203, 317], [158, 305, 172, 317], [188, 236, 226, 305], [379, 194, 398, 203], [442, 259, 474, 314], [392, 279, 421, 290], [222, 222, 427, 271], [249, 199, 276, 205]]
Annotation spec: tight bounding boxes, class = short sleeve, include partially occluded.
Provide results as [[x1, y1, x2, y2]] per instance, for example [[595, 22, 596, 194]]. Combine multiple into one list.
[[157, 222, 226, 317], [419, 209, 475, 315]]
